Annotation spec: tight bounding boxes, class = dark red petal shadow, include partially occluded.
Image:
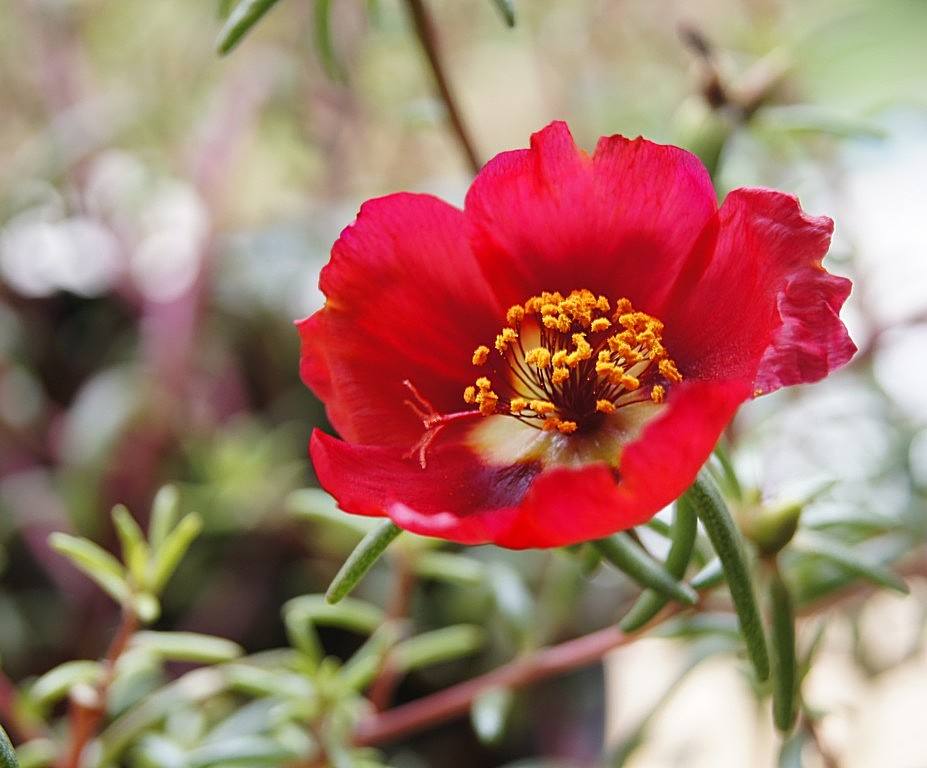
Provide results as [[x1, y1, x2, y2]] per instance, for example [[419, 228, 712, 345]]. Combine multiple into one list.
[[298, 193, 502, 449], [311, 379, 749, 549], [665, 188, 856, 392], [465, 121, 718, 313]]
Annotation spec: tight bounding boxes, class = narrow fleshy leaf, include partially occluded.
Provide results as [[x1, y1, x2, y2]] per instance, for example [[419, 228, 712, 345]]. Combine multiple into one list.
[[621, 497, 698, 631], [690, 557, 724, 590], [793, 530, 909, 593], [325, 520, 401, 604], [149, 514, 203, 593], [339, 623, 401, 691], [314, 0, 343, 79], [392, 625, 484, 672], [216, 0, 283, 55], [49, 533, 130, 605], [490, 0, 516, 27], [30, 661, 104, 709], [0, 726, 16, 768], [112, 505, 150, 587], [686, 471, 770, 681], [769, 569, 797, 732], [187, 736, 296, 768], [131, 632, 244, 664], [712, 442, 743, 501], [413, 551, 485, 586], [284, 594, 385, 662], [594, 533, 697, 606], [149, 485, 181, 552]]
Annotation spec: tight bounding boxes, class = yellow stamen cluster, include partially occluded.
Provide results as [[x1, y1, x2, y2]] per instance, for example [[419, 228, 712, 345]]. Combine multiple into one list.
[[465, 289, 682, 432]]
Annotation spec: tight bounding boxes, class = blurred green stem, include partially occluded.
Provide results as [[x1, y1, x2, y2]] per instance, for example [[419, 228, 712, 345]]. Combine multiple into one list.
[[405, 0, 482, 173]]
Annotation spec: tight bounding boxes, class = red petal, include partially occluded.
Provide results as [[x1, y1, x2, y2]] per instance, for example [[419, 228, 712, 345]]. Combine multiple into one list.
[[665, 188, 856, 393], [311, 379, 748, 549], [465, 121, 717, 312], [309, 426, 539, 545], [298, 193, 502, 448]]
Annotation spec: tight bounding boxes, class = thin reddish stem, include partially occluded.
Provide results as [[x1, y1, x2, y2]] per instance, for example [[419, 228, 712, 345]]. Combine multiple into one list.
[[60, 608, 138, 768], [405, 0, 482, 174], [353, 607, 678, 747]]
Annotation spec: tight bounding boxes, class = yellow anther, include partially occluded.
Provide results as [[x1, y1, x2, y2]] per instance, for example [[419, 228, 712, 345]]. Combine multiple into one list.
[[552, 366, 570, 385], [542, 416, 561, 432], [525, 347, 551, 368], [472, 345, 490, 365], [556, 315, 571, 332], [596, 399, 616, 414], [529, 400, 557, 416], [557, 420, 578, 434], [596, 295, 610, 312], [463, 386, 477, 404], [478, 390, 499, 415], [658, 359, 682, 383], [620, 374, 640, 391], [613, 298, 633, 317], [595, 359, 615, 375], [540, 302, 558, 316], [551, 350, 568, 367], [506, 305, 526, 325], [475, 376, 492, 390], [541, 314, 560, 330], [510, 397, 528, 414], [571, 333, 592, 361], [590, 317, 611, 333], [495, 327, 518, 352], [650, 385, 666, 403]]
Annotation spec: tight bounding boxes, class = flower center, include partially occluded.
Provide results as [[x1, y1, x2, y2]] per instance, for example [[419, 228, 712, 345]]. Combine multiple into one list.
[[465, 289, 682, 434], [401, 289, 682, 469]]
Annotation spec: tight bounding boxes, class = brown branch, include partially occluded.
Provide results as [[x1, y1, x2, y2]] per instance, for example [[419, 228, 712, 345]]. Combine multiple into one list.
[[353, 606, 679, 747], [59, 608, 138, 768], [405, 0, 482, 174]]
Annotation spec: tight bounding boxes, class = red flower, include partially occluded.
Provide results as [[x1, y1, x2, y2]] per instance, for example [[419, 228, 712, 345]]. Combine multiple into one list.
[[298, 122, 855, 549]]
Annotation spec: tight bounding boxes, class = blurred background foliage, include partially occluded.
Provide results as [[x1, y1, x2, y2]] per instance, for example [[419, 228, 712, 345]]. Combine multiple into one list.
[[1, 0, 926, 766]]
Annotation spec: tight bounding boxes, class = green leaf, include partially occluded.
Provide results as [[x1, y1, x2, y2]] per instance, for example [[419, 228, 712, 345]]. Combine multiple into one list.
[[594, 534, 697, 606], [471, 687, 513, 746], [130, 632, 244, 664], [392, 625, 484, 672], [620, 497, 698, 631], [97, 669, 229, 764], [413, 551, 485, 586], [149, 513, 203, 593], [690, 557, 724, 590], [314, 0, 343, 79], [284, 594, 384, 662], [216, 0, 284, 55], [187, 736, 296, 768], [490, 0, 516, 27], [1, 725, 18, 768], [325, 520, 401, 604], [48, 533, 130, 605], [685, 471, 770, 681], [793, 530, 909, 593], [149, 485, 180, 552], [712, 442, 743, 501], [769, 569, 797, 733], [287, 489, 374, 535], [111, 505, 150, 587], [11, 740, 54, 768], [339, 623, 401, 691], [30, 660, 104, 709]]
